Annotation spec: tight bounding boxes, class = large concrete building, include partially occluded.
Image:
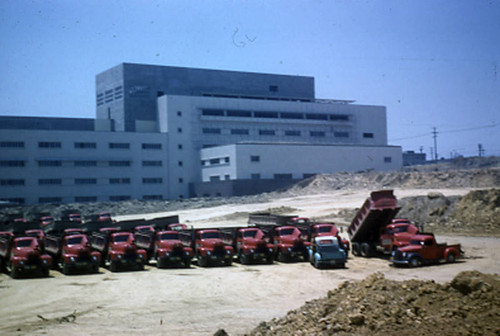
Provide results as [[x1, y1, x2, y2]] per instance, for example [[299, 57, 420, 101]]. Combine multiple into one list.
[[0, 63, 402, 204]]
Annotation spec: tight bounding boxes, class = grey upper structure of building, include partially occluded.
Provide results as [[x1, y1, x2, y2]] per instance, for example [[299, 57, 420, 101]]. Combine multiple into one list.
[[0, 63, 402, 204]]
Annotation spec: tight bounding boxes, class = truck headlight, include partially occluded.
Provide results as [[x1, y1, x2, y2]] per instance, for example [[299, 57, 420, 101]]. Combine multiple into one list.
[[250, 249, 254, 253], [20, 261, 24, 265], [226, 250, 231, 254], [70, 257, 75, 262], [287, 248, 292, 252], [92, 256, 97, 260], [402, 252, 407, 257], [118, 254, 122, 259], [185, 251, 189, 256], [43, 259, 48, 264], [207, 251, 211, 256], [165, 252, 170, 257]]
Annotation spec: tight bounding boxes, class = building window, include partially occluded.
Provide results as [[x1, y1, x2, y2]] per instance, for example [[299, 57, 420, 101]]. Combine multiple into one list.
[[178, 161, 183, 167], [306, 113, 328, 121], [39, 141, 61, 148], [259, 129, 275, 136], [254, 111, 278, 118], [274, 173, 293, 180], [363, 132, 374, 138], [177, 111, 182, 116], [227, 110, 251, 117], [0, 179, 25, 186], [281, 112, 303, 120], [74, 142, 97, 149], [143, 195, 163, 200], [224, 157, 230, 163], [250, 155, 260, 162], [334, 132, 349, 138], [224, 174, 230, 181], [231, 128, 249, 135], [329, 114, 349, 121], [75, 178, 97, 185], [38, 160, 62, 167], [251, 174, 261, 180], [178, 178, 184, 183], [39, 197, 62, 203], [109, 195, 131, 201], [74, 160, 97, 167], [202, 109, 224, 116], [269, 85, 279, 92], [143, 177, 163, 184], [210, 176, 221, 182], [1, 198, 25, 204], [310, 131, 326, 137], [285, 130, 301, 136], [384, 157, 392, 163], [109, 160, 131, 167], [0, 160, 25, 167], [142, 160, 162, 167], [142, 143, 162, 150], [39, 179, 62, 185], [177, 127, 182, 133], [109, 142, 130, 149], [178, 144, 183, 150], [109, 178, 131, 184], [202, 128, 221, 134], [75, 196, 97, 202], [0, 141, 24, 148], [210, 158, 220, 164]]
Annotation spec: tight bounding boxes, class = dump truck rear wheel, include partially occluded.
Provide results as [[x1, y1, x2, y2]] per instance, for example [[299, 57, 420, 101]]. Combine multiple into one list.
[[10, 267, 19, 279], [351, 243, 360, 256], [447, 252, 456, 263], [360, 243, 372, 257]]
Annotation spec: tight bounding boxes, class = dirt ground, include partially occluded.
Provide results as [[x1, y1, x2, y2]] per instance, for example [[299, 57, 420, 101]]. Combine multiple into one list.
[[1, 188, 499, 335]]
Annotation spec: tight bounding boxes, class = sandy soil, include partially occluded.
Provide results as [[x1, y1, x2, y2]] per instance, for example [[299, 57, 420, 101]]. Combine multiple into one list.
[[0, 188, 498, 336]]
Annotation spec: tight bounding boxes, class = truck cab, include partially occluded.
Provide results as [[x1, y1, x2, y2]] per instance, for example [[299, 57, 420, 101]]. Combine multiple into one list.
[[60, 234, 101, 274], [378, 222, 419, 253], [194, 229, 233, 267], [154, 231, 192, 268], [311, 223, 350, 254], [309, 236, 347, 269], [105, 232, 146, 272], [273, 226, 310, 262], [234, 227, 275, 264], [4, 237, 52, 278]]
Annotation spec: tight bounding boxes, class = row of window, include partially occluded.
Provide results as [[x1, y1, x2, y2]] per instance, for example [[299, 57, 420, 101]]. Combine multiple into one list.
[[1, 194, 164, 204], [201, 109, 350, 121], [201, 157, 230, 166], [1, 178, 164, 186], [0, 141, 163, 150], [0, 160, 163, 167], [201, 128, 351, 138], [97, 86, 123, 106]]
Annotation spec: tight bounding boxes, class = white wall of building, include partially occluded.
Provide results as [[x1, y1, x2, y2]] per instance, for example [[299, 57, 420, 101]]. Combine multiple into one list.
[[201, 143, 402, 182]]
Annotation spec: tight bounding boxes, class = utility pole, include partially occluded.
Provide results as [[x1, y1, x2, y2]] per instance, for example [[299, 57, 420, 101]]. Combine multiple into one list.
[[430, 147, 434, 162], [478, 144, 484, 157], [432, 127, 438, 161]]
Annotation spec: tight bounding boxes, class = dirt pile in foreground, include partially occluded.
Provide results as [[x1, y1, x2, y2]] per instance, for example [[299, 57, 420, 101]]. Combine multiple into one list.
[[245, 271, 500, 336]]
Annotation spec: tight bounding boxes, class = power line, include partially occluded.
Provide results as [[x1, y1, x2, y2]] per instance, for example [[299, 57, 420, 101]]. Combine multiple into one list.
[[389, 122, 497, 142]]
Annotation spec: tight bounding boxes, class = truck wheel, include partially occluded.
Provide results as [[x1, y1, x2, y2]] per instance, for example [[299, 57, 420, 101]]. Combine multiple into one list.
[[409, 257, 421, 268], [266, 255, 274, 264], [313, 256, 321, 269], [11, 267, 19, 279], [225, 258, 232, 266], [447, 252, 456, 263], [62, 262, 71, 275], [92, 264, 99, 273], [109, 260, 118, 272], [42, 267, 50, 277], [360, 243, 372, 257], [157, 258, 165, 269], [351, 243, 360, 256], [240, 252, 249, 265], [198, 256, 208, 267], [136, 263, 144, 271], [278, 251, 287, 262], [183, 258, 191, 268]]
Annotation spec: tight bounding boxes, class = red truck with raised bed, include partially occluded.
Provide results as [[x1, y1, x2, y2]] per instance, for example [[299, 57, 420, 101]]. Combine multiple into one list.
[[221, 227, 276, 264], [179, 228, 233, 267], [391, 233, 463, 267], [44, 222, 101, 275], [0, 234, 52, 278], [348, 190, 420, 258], [135, 228, 193, 268], [90, 230, 146, 272]]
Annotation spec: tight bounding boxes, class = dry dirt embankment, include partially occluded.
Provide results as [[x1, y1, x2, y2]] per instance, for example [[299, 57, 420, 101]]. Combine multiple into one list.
[[246, 271, 500, 336]]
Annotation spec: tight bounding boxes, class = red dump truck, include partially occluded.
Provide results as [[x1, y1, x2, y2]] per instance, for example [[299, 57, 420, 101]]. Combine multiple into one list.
[[348, 190, 420, 258], [179, 228, 233, 267], [44, 222, 101, 274], [221, 227, 276, 264], [391, 233, 463, 267], [0, 233, 52, 278], [90, 231, 146, 272], [135, 229, 193, 268]]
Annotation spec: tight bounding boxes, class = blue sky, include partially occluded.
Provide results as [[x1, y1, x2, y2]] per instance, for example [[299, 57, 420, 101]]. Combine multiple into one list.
[[1, 0, 499, 158]]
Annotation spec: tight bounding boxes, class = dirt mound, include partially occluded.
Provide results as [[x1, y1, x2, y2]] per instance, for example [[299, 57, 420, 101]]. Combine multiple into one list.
[[283, 168, 500, 196], [246, 271, 500, 336], [397, 189, 500, 235]]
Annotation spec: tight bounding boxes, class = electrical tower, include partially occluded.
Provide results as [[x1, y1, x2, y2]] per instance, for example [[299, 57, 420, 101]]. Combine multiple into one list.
[[432, 127, 438, 161], [478, 144, 485, 157]]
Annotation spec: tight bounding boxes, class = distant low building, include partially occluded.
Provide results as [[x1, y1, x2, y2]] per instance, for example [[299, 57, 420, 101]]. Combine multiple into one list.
[[0, 63, 402, 204], [403, 150, 426, 166]]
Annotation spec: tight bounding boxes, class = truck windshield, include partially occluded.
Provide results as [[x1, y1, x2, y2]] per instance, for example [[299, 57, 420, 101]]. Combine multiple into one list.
[[201, 232, 220, 239], [318, 226, 331, 233], [114, 235, 129, 243], [393, 226, 409, 233], [67, 237, 83, 245], [16, 240, 33, 247], [160, 233, 179, 240], [279, 228, 294, 236], [410, 240, 424, 245], [243, 230, 257, 238]]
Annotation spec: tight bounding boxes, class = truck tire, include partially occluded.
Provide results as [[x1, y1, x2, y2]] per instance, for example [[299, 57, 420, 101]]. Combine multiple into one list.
[[92, 264, 99, 273], [198, 256, 208, 267], [157, 258, 166, 269], [183, 258, 191, 268], [266, 255, 274, 264], [351, 243, 361, 256], [239, 252, 250, 265], [360, 243, 372, 257], [136, 263, 144, 271], [409, 257, 421, 268], [109, 260, 118, 272], [278, 251, 288, 262], [42, 267, 50, 277], [446, 252, 456, 263], [313, 256, 321, 269], [10, 266, 19, 279], [62, 262, 71, 275], [225, 258, 232, 266]]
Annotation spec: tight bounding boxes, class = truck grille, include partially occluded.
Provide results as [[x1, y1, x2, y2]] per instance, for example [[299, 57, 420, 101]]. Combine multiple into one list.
[[171, 245, 184, 257], [213, 244, 225, 257], [26, 253, 41, 266], [124, 248, 137, 261], [292, 240, 304, 252], [77, 251, 92, 263], [256, 241, 267, 254]]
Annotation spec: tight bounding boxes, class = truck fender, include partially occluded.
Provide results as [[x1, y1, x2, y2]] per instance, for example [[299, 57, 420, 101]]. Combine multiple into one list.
[[108, 250, 121, 260], [406, 253, 423, 266], [444, 249, 457, 263]]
